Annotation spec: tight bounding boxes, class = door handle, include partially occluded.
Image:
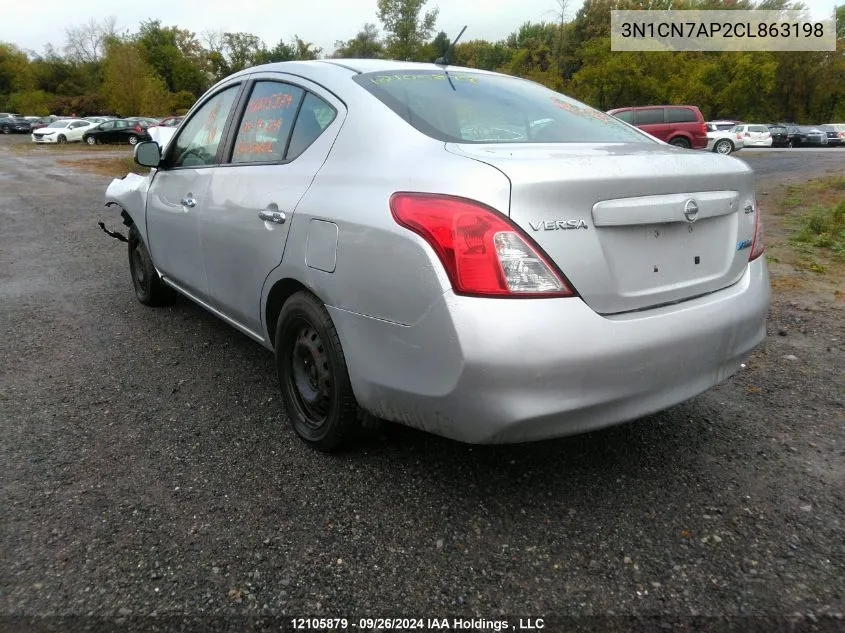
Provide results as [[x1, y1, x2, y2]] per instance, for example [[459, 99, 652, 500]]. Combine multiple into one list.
[[181, 195, 197, 208], [258, 209, 287, 224]]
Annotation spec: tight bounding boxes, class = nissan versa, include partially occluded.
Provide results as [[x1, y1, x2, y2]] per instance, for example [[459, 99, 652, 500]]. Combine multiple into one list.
[[103, 59, 769, 451]]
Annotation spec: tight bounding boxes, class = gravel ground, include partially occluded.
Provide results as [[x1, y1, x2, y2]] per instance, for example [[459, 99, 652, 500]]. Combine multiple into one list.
[[1, 136, 843, 633]]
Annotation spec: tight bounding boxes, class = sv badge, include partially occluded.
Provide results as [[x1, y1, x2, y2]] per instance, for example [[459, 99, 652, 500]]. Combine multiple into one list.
[[529, 220, 589, 231]]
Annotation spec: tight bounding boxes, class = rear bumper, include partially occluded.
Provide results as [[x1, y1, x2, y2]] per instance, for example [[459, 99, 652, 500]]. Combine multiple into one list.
[[330, 259, 770, 444]]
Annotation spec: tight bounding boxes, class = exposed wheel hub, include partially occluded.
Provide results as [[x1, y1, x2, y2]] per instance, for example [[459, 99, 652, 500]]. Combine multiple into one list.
[[291, 324, 331, 426]]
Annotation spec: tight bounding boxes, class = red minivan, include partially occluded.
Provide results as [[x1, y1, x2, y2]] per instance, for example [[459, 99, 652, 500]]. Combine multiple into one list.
[[606, 105, 708, 149]]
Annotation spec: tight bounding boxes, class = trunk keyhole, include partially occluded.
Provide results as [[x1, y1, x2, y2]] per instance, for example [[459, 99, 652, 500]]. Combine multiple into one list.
[[694, 256, 701, 265], [653, 265, 659, 273]]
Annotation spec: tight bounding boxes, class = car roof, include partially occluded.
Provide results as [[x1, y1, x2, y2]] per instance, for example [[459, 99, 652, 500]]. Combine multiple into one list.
[[223, 58, 503, 88]]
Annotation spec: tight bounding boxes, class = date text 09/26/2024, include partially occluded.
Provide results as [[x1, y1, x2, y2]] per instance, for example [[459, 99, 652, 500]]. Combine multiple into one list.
[[290, 618, 546, 631]]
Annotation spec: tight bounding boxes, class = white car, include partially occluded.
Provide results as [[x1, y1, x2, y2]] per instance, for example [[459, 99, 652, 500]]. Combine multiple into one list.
[[827, 123, 845, 141], [733, 124, 773, 148], [705, 122, 744, 154], [31, 118, 95, 144]]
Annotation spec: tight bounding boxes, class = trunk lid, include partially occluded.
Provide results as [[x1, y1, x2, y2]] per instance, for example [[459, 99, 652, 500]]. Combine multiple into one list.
[[446, 142, 758, 314]]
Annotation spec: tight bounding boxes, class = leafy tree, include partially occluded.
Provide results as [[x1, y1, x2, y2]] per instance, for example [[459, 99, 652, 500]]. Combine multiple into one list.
[[0, 42, 32, 100], [136, 21, 207, 97], [376, 0, 439, 60], [333, 23, 383, 58], [101, 41, 161, 115]]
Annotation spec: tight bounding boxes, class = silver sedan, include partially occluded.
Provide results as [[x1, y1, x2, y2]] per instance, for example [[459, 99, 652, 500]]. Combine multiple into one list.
[[105, 60, 769, 451]]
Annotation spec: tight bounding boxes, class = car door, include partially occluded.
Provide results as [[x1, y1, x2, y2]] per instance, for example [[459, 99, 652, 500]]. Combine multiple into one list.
[[95, 120, 114, 141], [67, 121, 88, 141], [200, 75, 345, 333], [633, 107, 667, 140], [145, 83, 242, 300]]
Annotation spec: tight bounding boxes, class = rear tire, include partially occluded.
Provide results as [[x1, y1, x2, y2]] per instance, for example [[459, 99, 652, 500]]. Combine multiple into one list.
[[714, 139, 733, 154], [669, 137, 691, 149], [1, 125, 9, 134], [128, 135, 138, 146], [275, 291, 361, 452], [128, 226, 173, 306]]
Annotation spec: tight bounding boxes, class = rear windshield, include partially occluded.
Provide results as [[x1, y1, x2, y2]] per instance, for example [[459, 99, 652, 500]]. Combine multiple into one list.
[[353, 70, 652, 144]]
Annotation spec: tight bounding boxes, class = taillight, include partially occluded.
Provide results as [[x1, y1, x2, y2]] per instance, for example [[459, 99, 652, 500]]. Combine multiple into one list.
[[390, 193, 574, 298], [134, 124, 143, 132], [699, 122, 707, 135], [749, 200, 764, 261]]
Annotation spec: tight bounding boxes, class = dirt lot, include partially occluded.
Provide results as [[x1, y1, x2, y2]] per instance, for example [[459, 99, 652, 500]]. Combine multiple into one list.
[[1, 136, 843, 632]]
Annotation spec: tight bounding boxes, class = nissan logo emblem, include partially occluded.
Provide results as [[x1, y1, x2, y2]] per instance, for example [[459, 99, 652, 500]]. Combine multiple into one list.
[[684, 199, 700, 223]]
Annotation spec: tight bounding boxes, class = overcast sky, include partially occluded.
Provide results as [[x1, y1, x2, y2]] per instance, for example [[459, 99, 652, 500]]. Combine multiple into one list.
[[2, 0, 840, 56]]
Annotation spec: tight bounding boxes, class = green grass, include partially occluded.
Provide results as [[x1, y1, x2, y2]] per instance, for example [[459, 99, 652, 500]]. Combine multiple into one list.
[[790, 199, 845, 256], [780, 176, 845, 276]]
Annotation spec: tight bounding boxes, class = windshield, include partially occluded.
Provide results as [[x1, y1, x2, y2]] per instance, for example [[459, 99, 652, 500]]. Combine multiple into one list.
[[46, 121, 69, 128], [354, 70, 652, 144]]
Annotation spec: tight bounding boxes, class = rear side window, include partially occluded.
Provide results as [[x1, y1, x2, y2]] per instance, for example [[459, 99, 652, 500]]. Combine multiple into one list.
[[286, 93, 337, 160], [231, 81, 303, 164], [354, 70, 650, 144], [666, 107, 698, 123], [634, 108, 664, 125]]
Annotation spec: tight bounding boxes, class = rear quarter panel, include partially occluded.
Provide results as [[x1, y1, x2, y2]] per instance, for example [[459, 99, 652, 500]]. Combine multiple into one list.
[[261, 88, 511, 331]]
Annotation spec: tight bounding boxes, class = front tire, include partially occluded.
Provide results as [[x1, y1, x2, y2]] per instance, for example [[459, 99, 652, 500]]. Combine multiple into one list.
[[86, 136, 97, 145], [128, 226, 173, 306], [714, 139, 733, 154], [275, 291, 361, 452], [669, 137, 691, 149], [57, 135, 66, 144]]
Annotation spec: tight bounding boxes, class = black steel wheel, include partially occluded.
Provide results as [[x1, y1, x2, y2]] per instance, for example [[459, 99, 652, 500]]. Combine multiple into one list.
[[127, 226, 173, 306], [276, 291, 361, 451]]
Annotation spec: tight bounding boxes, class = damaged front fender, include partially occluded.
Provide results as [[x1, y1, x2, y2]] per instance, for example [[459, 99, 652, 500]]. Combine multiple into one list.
[[101, 172, 153, 245]]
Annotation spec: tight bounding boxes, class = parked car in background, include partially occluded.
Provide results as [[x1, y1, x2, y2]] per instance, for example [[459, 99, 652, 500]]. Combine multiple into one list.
[[152, 116, 184, 128], [708, 120, 742, 131], [606, 105, 708, 149], [786, 126, 829, 147], [125, 117, 161, 126], [765, 124, 789, 147], [705, 122, 743, 154], [818, 125, 843, 147], [108, 60, 768, 451], [732, 124, 773, 148], [30, 115, 61, 131], [827, 123, 845, 141], [0, 114, 33, 134], [83, 119, 153, 145], [31, 118, 95, 143]]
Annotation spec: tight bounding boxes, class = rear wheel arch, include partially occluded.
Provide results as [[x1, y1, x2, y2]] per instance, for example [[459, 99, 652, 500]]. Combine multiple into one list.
[[669, 135, 692, 148], [266, 278, 311, 348]]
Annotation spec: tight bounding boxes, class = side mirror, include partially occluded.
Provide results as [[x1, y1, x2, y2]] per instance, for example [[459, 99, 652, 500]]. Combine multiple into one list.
[[134, 141, 162, 168]]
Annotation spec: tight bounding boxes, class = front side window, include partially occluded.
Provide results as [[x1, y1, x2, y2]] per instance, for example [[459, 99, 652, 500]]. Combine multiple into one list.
[[168, 85, 239, 168], [354, 70, 650, 144], [231, 81, 303, 164]]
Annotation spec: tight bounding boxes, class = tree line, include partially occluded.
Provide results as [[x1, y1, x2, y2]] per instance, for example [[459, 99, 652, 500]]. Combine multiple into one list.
[[0, 0, 843, 123]]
